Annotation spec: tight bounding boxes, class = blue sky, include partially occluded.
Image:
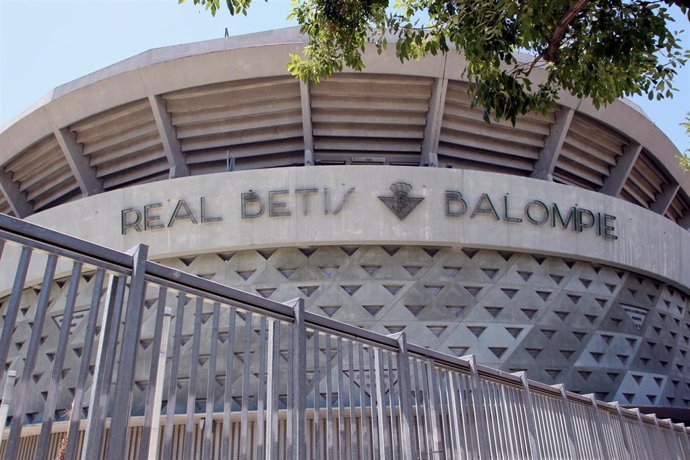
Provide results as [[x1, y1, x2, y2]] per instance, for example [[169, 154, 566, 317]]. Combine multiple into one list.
[[1, 0, 688, 153]]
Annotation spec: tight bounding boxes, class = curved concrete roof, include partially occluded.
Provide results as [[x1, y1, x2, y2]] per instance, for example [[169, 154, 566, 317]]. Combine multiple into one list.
[[0, 27, 688, 229]]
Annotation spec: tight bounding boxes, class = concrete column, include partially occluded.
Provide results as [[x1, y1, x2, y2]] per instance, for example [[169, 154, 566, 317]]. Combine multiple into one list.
[[531, 107, 574, 180], [650, 182, 679, 215], [149, 95, 190, 178], [421, 77, 448, 167], [0, 170, 32, 218], [600, 142, 642, 196], [54, 127, 103, 196], [679, 213, 690, 231], [299, 81, 315, 166]]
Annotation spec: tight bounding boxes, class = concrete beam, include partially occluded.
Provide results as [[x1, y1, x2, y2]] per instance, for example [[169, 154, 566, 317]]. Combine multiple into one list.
[[531, 107, 574, 180], [0, 171, 32, 218], [299, 81, 314, 166], [421, 77, 448, 167], [54, 128, 103, 196], [650, 183, 680, 216], [600, 142, 642, 197], [148, 95, 190, 178]]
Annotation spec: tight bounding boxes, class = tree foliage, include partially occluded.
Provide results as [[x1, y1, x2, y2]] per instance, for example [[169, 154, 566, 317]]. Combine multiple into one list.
[[184, 0, 689, 124], [681, 113, 690, 170]]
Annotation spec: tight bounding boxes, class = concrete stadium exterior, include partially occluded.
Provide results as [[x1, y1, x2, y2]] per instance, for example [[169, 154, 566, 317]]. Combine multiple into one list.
[[1, 25, 689, 430]]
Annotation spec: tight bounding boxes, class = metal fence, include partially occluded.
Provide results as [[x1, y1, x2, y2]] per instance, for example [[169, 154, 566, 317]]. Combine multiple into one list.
[[0, 213, 688, 459]]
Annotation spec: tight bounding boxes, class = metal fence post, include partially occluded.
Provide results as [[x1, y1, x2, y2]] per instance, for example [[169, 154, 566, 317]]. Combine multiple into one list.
[[82, 274, 127, 459], [583, 394, 609, 459], [393, 332, 417, 460], [0, 370, 16, 452], [612, 402, 632, 458], [266, 318, 280, 460], [64, 269, 106, 460], [140, 287, 169, 459], [4, 254, 58, 460], [553, 384, 578, 459], [146, 307, 172, 460], [34, 261, 83, 460], [513, 371, 541, 460], [463, 355, 490, 459], [291, 298, 307, 460], [425, 359, 445, 460], [631, 408, 654, 459], [675, 423, 690, 458], [104, 244, 149, 460]]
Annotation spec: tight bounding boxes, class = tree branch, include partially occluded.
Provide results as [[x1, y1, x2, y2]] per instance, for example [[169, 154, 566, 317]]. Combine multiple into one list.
[[544, 0, 590, 62]]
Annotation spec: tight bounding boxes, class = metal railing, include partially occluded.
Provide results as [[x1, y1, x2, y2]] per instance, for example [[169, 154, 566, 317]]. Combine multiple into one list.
[[0, 213, 687, 459]]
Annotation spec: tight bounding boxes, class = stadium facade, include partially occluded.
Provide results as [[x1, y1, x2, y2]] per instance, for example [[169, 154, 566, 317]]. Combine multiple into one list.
[[0, 27, 689, 456]]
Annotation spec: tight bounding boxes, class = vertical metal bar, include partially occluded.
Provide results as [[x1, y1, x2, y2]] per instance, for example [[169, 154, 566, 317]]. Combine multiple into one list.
[[266, 319, 280, 460], [514, 372, 540, 460], [482, 382, 496, 458], [613, 402, 632, 458], [411, 359, 425, 458], [82, 274, 126, 460], [203, 303, 220, 459], [325, 334, 335, 460], [336, 337, 346, 460], [347, 341, 358, 460], [147, 307, 173, 460], [539, 396, 555, 458], [64, 269, 105, 460], [580, 405, 597, 458], [515, 388, 532, 458], [455, 374, 471, 456], [418, 358, 433, 459], [0, 246, 32, 384], [221, 307, 237, 460], [507, 387, 524, 458], [0, 370, 17, 453], [425, 360, 444, 460], [368, 347, 380, 460], [446, 372, 461, 457], [286, 318, 294, 460], [374, 349, 387, 460], [358, 343, 369, 460], [292, 298, 307, 460], [161, 294, 187, 460], [490, 383, 504, 457], [255, 316, 267, 460], [313, 332, 322, 460], [652, 415, 674, 460], [35, 261, 82, 460], [465, 355, 490, 459], [4, 254, 57, 459], [437, 370, 451, 459], [553, 385, 578, 459], [239, 312, 253, 459], [500, 385, 516, 459], [104, 244, 149, 460], [139, 286, 169, 459], [182, 298, 203, 460], [387, 352, 399, 460]]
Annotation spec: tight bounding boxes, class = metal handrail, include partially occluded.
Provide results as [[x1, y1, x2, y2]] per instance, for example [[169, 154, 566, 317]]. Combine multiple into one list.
[[0, 212, 688, 460]]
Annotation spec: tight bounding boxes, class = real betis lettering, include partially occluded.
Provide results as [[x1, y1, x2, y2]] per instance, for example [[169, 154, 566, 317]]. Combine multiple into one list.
[[120, 186, 356, 234], [445, 191, 617, 240], [119, 186, 617, 241]]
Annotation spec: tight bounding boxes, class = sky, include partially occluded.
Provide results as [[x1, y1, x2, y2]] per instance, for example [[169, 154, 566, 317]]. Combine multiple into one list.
[[1, 0, 688, 154]]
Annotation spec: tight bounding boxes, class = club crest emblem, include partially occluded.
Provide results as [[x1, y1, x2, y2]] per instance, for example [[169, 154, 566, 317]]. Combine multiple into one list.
[[378, 182, 424, 220]]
